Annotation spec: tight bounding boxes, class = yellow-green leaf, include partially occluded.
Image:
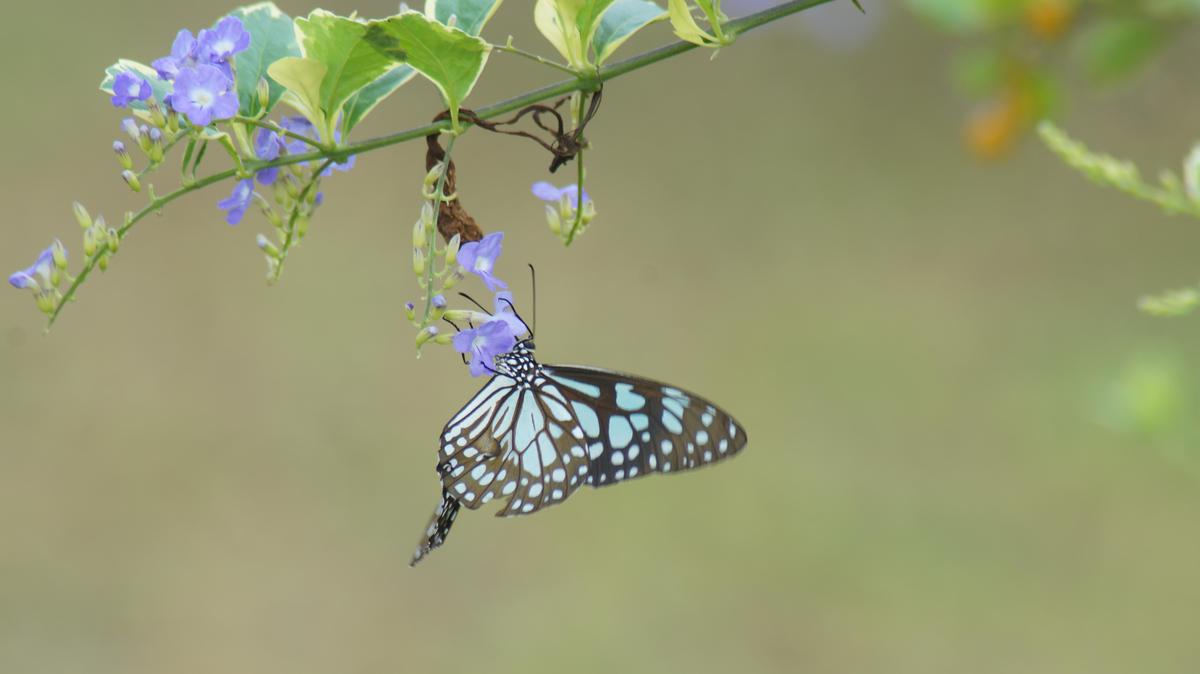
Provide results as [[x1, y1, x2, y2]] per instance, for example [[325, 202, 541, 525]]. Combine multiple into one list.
[[365, 12, 491, 129], [266, 56, 328, 135]]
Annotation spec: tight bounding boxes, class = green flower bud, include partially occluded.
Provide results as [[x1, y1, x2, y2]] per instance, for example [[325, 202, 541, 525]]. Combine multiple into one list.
[[82, 228, 98, 257], [413, 248, 426, 276], [107, 228, 121, 253], [424, 162, 444, 192], [121, 170, 141, 193], [545, 204, 561, 235], [445, 233, 461, 267], [413, 216, 427, 249], [295, 215, 309, 240], [443, 309, 490, 323], [433, 332, 454, 345], [415, 325, 440, 348], [35, 291, 56, 315], [404, 301, 417, 322], [256, 234, 282, 259], [98, 252, 110, 272], [442, 269, 463, 290], [73, 202, 92, 229], [51, 240, 68, 271], [147, 98, 167, 129], [257, 78, 271, 111]]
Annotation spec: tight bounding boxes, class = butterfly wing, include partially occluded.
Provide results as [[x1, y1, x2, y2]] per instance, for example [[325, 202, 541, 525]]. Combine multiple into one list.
[[542, 365, 748, 488], [436, 373, 593, 516]]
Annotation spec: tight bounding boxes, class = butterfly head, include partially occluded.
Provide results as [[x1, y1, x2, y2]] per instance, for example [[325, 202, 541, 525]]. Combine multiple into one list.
[[494, 339, 538, 381]]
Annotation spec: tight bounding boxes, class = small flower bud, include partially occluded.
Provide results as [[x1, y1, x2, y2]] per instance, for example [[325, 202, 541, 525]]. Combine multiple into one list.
[[107, 228, 120, 253], [413, 247, 426, 276], [51, 240, 68, 272], [256, 234, 282, 259], [545, 204, 561, 235], [415, 325, 440, 348], [121, 170, 141, 192], [432, 294, 447, 309], [73, 201, 92, 229], [295, 215, 309, 240], [112, 141, 133, 170], [35, 291, 56, 315], [147, 98, 167, 128], [98, 252, 110, 272], [433, 332, 454, 345], [424, 162, 444, 191], [442, 269, 463, 290], [121, 118, 141, 141], [444, 233, 461, 267], [404, 301, 416, 322], [256, 78, 271, 111], [412, 217, 427, 249], [82, 228, 98, 257], [442, 309, 491, 324]]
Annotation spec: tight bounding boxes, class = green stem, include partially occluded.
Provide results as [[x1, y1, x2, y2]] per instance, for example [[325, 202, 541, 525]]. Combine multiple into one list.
[[234, 116, 325, 149], [565, 94, 588, 246], [46, 0, 832, 330], [421, 134, 459, 326], [270, 159, 336, 283], [493, 40, 579, 76]]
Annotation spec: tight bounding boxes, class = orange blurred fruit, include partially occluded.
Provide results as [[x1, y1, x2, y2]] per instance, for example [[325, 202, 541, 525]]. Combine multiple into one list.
[[1026, 0, 1075, 40]]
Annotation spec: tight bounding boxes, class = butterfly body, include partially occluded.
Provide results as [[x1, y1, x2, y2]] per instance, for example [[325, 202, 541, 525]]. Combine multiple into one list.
[[411, 339, 747, 565]]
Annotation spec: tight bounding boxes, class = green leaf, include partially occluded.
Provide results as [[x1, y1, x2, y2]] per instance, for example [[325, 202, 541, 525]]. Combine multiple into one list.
[[1075, 16, 1166, 83], [228, 2, 301, 116], [575, 0, 618, 45], [424, 0, 505, 36], [341, 65, 417, 134], [593, 0, 665, 65], [365, 12, 492, 128], [266, 56, 328, 134], [295, 10, 397, 134], [99, 60, 171, 111], [667, 0, 716, 46]]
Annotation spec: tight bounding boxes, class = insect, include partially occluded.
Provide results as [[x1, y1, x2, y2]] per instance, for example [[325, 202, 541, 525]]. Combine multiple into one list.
[[410, 299, 748, 565]]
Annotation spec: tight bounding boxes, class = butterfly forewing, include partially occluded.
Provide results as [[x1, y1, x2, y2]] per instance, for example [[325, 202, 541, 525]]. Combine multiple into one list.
[[543, 366, 748, 487]]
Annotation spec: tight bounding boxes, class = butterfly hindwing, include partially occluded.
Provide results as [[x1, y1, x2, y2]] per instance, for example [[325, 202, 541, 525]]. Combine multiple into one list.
[[437, 371, 592, 517]]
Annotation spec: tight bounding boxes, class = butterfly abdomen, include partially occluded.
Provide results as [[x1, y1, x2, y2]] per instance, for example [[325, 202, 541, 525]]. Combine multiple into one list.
[[410, 487, 462, 566]]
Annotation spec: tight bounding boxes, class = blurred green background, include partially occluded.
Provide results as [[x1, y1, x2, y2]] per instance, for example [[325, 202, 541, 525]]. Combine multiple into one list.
[[5, 1, 1200, 672]]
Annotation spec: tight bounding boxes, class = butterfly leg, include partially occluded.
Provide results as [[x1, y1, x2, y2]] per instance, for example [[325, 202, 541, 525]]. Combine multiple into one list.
[[410, 487, 461, 566]]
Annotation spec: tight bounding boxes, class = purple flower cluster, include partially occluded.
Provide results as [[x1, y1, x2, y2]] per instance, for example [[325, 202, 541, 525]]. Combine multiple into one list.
[[147, 17, 250, 126], [532, 181, 589, 209], [450, 232, 532, 377]]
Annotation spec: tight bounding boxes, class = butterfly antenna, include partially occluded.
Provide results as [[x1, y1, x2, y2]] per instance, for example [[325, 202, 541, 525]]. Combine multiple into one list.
[[528, 263, 537, 338], [497, 297, 533, 339], [458, 292, 491, 314]]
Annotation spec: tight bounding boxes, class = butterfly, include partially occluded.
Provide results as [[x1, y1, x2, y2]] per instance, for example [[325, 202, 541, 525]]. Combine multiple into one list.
[[410, 310, 748, 565]]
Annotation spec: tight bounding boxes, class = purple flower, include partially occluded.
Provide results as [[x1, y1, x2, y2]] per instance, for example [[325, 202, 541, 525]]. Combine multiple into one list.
[[278, 116, 356, 174], [199, 16, 250, 62], [457, 232, 507, 291], [491, 291, 528, 337], [111, 72, 151, 107], [217, 179, 255, 225], [152, 29, 202, 81], [253, 129, 285, 185], [452, 318, 518, 377], [432, 294, 447, 309], [532, 181, 589, 209], [9, 241, 63, 291], [171, 64, 238, 127]]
